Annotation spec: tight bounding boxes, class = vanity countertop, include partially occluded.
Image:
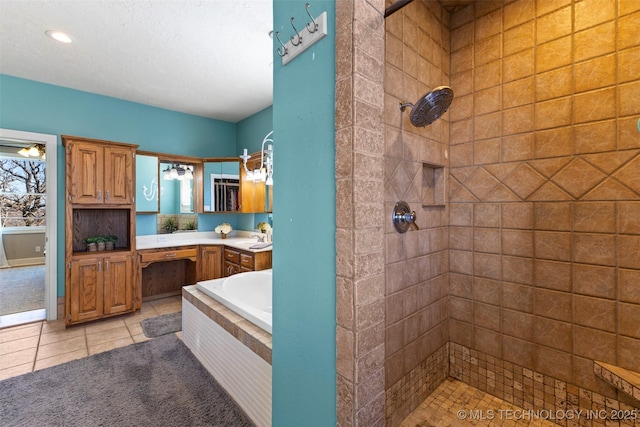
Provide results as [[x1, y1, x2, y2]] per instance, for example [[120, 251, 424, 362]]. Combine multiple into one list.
[[136, 231, 272, 253]]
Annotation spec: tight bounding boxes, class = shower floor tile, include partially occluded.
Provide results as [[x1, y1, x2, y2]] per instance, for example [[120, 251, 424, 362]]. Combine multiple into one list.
[[401, 378, 560, 427]]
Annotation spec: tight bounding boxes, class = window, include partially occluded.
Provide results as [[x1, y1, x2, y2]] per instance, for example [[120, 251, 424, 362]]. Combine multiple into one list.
[[0, 157, 46, 229]]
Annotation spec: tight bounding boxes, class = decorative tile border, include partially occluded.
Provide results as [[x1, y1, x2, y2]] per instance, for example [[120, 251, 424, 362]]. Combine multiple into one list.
[[385, 343, 450, 427], [450, 343, 640, 426]]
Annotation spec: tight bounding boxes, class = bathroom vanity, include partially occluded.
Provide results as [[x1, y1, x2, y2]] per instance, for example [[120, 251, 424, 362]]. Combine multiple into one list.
[[136, 233, 272, 302]]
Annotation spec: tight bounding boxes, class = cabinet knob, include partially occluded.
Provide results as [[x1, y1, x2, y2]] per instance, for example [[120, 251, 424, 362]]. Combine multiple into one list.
[[97, 190, 102, 200]]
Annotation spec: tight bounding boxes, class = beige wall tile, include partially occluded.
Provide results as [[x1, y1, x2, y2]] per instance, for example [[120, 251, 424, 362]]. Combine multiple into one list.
[[474, 203, 501, 227], [575, 0, 615, 30], [534, 127, 573, 158], [573, 264, 616, 299], [502, 133, 533, 162], [536, 6, 571, 44], [535, 97, 572, 130], [503, 49, 534, 82], [535, 345, 573, 382], [534, 260, 571, 291], [473, 326, 501, 358], [619, 235, 640, 269], [474, 227, 501, 253], [574, 326, 616, 363], [502, 229, 533, 257], [535, 66, 572, 102], [574, 120, 617, 154], [502, 282, 534, 313], [502, 335, 534, 368], [535, 317, 572, 352], [573, 202, 616, 233], [504, 0, 534, 29], [474, 302, 501, 331], [536, 36, 571, 74], [504, 21, 534, 56], [618, 336, 640, 372], [619, 201, 640, 234], [574, 21, 616, 62], [574, 87, 617, 124], [535, 288, 572, 322], [502, 309, 533, 340], [619, 302, 640, 339], [473, 277, 502, 305], [574, 294, 616, 332], [619, 81, 640, 117], [573, 233, 616, 266], [618, 11, 640, 50], [574, 55, 616, 94]]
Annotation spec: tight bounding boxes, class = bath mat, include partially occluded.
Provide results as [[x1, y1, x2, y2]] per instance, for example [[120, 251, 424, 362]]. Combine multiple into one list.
[[141, 311, 182, 338], [0, 334, 254, 427]]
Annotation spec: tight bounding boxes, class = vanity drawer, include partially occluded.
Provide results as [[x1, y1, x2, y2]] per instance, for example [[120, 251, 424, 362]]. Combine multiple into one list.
[[224, 248, 240, 264], [240, 253, 254, 269], [225, 261, 241, 276], [139, 247, 197, 263]]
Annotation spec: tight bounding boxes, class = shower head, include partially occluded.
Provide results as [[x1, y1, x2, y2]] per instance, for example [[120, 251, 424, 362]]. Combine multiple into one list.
[[400, 86, 454, 127]]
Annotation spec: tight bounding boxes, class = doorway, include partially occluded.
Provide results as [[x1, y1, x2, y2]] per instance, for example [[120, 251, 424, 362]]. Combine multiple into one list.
[[0, 129, 57, 328]]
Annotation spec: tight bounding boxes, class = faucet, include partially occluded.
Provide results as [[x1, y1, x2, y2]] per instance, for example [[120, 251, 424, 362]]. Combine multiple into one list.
[[251, 234, 266, 243]]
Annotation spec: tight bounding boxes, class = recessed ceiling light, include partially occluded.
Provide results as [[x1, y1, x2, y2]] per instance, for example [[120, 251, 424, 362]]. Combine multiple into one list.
[[45, 30, 72, 43]]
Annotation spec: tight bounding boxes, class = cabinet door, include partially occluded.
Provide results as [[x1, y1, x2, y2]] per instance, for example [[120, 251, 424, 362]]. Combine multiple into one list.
[[103, 254, 133, 315], [200, 246, 223, 281], [224, 261, 241, 277], [69, 142, 104, 204], [69, 258, 104, 323], [104, 146, 134, 204]]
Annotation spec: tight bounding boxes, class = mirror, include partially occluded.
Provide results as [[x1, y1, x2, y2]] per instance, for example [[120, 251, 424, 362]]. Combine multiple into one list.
[[135, 154, 159, 213], [203, 160, 241, 212], [159, 161, 195, 214]]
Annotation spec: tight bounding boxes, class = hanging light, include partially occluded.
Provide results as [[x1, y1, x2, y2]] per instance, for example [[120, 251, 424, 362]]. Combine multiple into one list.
[[18, 144, 46, 159], [163, 165, 173, 180], [240, 131, 274, 184]]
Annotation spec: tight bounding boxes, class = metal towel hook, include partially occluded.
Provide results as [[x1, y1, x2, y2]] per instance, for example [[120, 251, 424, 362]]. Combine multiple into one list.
[[305, 3, 318, 33], [275, 31, 288, 57], [290, 17, 302, 46]]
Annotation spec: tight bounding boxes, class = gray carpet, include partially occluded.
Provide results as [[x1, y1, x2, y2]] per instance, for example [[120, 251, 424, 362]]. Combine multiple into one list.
[[0, 265, 45, 316], [141, 311, 182, 338], [0, 334, 255, 427]]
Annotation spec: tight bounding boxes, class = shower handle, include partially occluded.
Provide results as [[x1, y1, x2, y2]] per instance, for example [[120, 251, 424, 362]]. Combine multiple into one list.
[[392, 201, 419, 233]]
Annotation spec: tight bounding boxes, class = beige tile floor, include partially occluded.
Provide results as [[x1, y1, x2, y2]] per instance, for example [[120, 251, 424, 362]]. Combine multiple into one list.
[[401, 378, 560, 427], [0, 296, 182, 381]]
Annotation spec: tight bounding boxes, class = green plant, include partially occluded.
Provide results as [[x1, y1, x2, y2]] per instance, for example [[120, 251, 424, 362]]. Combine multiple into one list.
[[183, 220, 196, 230], [164, 217, 178, 233], [105, 235, 118, 242], [83, 236, 100, 244]]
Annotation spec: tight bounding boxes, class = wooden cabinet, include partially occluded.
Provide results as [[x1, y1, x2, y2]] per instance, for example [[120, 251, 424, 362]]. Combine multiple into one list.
[[63, 136, 138, 326], [137, 247, 198, 302], [67, 254, 133, 324], [223, 247, 272, 277], [66, 138, 135, 205], [199, 245, 223, 281]]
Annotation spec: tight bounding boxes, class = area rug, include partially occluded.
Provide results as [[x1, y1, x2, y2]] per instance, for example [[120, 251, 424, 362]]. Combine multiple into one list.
[[0, 334, 254, 427], [141, 311, 182, 338]]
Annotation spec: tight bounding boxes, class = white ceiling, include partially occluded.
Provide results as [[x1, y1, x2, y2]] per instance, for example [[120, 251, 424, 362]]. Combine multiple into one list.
[[0, 0, 273, 123]]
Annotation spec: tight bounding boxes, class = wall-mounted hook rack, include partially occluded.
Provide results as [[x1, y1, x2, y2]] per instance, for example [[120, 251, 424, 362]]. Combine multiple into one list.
[[280, 10, 327, 65]]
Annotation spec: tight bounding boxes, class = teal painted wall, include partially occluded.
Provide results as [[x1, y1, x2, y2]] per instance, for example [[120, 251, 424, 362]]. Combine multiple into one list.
[[0, 74, 236, 296], [272, 1, 337, 425]]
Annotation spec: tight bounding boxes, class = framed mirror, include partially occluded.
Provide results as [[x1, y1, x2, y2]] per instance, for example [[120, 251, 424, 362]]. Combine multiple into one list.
[[135, 154, 159, 213], [159, 161, 196, 214], [203, 160, 241, 212]]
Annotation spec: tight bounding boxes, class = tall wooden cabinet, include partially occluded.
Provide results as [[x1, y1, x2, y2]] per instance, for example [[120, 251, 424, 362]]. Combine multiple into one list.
[[63, 135, 138, 326]]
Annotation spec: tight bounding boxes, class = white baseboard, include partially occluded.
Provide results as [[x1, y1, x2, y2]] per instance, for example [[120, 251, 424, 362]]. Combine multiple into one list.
[[7, 257, 45, 267]]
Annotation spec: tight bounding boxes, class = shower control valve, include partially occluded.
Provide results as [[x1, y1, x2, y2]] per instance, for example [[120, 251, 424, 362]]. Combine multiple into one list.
[[392, 201, 419, 233]]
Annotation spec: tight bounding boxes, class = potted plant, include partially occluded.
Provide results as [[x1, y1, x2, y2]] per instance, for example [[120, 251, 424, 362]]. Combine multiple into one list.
[[83, 236, 99, 252], [256, 222, 271, 233], [105, 235, 117, 250], [163, 217, 178, 233], [182, 220, 197, 231], [96, 236, 107, 251]]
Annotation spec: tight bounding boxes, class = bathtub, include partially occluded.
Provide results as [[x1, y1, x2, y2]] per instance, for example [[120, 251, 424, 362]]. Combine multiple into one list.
[[196, 269, 272, 333]]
